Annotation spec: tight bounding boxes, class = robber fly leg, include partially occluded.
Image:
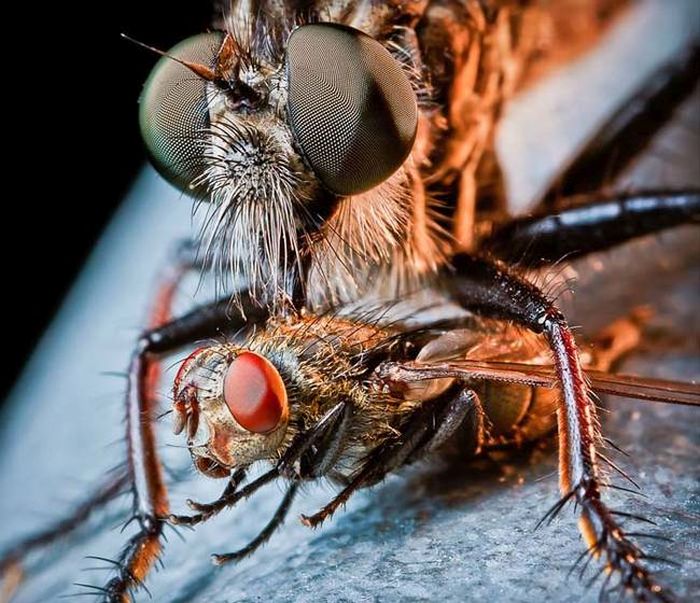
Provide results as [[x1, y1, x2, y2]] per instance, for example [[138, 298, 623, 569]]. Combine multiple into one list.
[[540, 44, 699, 204], [485, 42, 700, 264], [0, 241, 207, 599], [102, 257, 268, 601], [483, 190, 699, 265], [0, 472, 128, 598], [443, 253, 673, 601]]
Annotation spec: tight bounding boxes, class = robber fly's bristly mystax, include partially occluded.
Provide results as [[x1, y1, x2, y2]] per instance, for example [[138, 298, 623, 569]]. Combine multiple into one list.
[[1, 1, 699, 602]]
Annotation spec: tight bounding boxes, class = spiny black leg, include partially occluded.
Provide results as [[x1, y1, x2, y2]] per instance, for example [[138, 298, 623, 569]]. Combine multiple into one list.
[[0, 241, 266, 602], [189, 405, 351, 563], [298, 444, 405, 529], [277, 401, 349, 478], [540, 44, 699, 204], [211, 482, 300, 566], [169, 469, 280, 529], [296, 402, 353, 479], [483, 190, 699, 265], [442, 253, 673, 601], [208, 403, 358, 565], [103, 244, 268, 602], [410, 388, 485, 460], [185, 467, 248, 514]]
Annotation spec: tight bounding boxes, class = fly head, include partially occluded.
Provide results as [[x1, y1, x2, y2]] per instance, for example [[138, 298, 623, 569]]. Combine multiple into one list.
[[172, 344, 291, 477]]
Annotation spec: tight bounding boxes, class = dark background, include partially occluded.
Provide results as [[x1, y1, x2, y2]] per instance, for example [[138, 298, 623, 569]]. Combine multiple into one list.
[[2, 3, 213, 399]]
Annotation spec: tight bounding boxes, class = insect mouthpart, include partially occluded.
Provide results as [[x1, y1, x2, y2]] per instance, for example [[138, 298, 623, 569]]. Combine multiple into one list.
[[192, 114, 321, 299], [172, 345, 290, 476]]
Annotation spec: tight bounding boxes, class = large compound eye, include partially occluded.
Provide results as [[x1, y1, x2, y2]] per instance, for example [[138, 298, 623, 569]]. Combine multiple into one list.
[[286, 23, 418, 196], [223, 352, 288, 434], [139, 32, 224, 192]]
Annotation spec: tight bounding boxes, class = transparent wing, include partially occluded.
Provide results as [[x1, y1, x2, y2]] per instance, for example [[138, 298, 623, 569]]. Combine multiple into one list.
[[377, 359, 700, 407]]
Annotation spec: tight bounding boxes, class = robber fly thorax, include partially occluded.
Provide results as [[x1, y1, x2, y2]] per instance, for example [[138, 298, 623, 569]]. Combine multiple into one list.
[[171, 308, 631, 480]]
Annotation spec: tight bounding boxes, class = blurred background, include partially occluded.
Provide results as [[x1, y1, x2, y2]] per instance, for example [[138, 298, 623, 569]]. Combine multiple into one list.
[[0, 2, 212, 400]]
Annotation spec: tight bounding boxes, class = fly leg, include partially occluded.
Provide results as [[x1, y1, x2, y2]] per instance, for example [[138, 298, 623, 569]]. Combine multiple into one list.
[[0, 473, 129, 601], [540, 44, 699, 204], [207, 403, 354, 564], [172, 402, 349, 523], [483, 42, 700, 261], [0, 242, 227, 601], [209, 482, 300, 565], [165, 403, 351, 564], [99, 250, 268, 602], [443, 252, 673, 601], [406, 387, 487, 460], [168, 402, 351, 527], [300, 387, 484, 528], [182, 467, 248, 516]]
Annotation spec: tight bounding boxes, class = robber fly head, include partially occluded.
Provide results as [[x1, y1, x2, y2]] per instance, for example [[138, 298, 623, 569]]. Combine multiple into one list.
[[137, 8, 420, 304], [172, 343, 292, 477]]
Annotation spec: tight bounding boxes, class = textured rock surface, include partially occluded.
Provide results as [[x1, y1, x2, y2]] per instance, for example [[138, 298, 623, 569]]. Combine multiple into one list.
[[0, 2, 698, 602]]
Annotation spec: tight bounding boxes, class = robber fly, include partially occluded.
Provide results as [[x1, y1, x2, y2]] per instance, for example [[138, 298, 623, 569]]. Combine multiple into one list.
[[130, 0, 640, 309], [1, 1, 699, 602]]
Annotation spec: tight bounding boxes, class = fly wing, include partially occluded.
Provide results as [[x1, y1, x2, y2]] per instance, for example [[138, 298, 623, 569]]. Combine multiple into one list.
[[584, 368, 700, 406], [377, 359, 700, 407]]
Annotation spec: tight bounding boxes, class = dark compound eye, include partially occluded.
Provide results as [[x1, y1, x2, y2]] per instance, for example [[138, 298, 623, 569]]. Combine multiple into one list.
[[139, 32, 224, 192], [286, 23, 418, 196]]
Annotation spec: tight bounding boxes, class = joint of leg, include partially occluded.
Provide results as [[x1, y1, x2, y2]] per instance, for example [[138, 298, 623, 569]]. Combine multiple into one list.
[[137, 513, 162, 534], [136, 332, 162, 356], [540, 307, 565, 332]]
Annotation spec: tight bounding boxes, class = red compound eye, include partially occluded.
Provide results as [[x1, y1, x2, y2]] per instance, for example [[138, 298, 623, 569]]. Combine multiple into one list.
[[223, 352, 288, 433]]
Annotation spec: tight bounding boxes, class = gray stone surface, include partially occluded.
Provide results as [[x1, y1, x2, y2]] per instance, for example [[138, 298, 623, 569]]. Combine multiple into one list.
[[0, 1, 698, 602]]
